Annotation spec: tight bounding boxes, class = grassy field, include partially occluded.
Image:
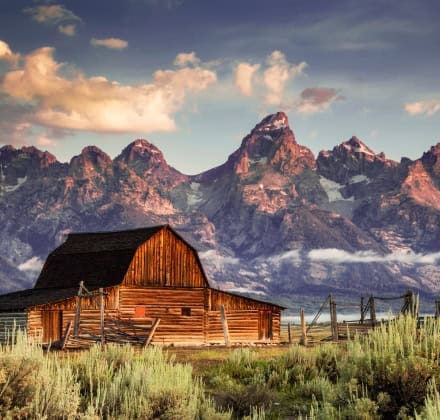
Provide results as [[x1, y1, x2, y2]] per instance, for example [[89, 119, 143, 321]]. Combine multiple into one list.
[[1, 316, 440, 419]]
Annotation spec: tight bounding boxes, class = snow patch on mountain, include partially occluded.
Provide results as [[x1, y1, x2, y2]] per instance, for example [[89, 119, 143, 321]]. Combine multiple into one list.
[[1, 176, 27, 194], [349, 175, 370, 184], [319, 176, 354, 202]]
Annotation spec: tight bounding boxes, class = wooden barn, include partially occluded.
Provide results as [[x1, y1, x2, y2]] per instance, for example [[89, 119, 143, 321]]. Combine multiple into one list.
[[0, 225, 283, 347]]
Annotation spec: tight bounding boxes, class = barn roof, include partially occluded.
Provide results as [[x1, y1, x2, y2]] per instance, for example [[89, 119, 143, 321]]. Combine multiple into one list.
[[0, 287, 79, 311], [0, 225, 285, 311], [34, 225, 165, 289]]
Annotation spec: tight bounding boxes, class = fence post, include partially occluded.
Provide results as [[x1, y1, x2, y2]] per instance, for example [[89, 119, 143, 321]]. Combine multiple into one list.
[[360, 296, 365, 324], [73, 281, 84, 336], [287, 322, 292, 344], [329, 295, 338, 341], [99, 288, 105, 346], [219, 304, 230, 347], [332, 301, 338, 341], [370, 295, 376, 324], [436, 301, 440, 318], [300, 308, 308, 346]]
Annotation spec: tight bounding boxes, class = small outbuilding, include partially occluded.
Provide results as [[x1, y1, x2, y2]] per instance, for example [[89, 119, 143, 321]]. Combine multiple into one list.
[[0, 225, 283, 346]]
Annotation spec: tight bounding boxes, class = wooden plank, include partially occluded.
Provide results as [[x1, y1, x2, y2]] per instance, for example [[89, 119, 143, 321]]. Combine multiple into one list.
[[73, 281, 83, 335], [99, 288, 105, 345], [143, 318, 161, 347], [219, 304, 230, 347], [60, 321, 72, 350]]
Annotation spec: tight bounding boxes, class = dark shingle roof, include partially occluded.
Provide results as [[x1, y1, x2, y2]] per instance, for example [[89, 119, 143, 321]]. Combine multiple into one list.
[[34, 225, 165, 289], [0, 287, 79, 311]]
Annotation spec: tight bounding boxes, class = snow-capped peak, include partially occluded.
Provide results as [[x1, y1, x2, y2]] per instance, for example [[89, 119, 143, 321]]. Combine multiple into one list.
[[254, 112, 289, 132]]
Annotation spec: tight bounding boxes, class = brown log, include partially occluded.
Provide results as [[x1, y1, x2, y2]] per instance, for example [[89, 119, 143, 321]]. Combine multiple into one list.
[[143, 318, 161, 347]]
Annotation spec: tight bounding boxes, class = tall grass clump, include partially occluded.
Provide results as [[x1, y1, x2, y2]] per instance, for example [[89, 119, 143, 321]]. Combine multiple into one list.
[[416, 379, 440, 419], [0, 331, 81, 418], [341, 314, 440, 417], [203, 314, 440, 418], [0, 335, 229, 419], [75, 344, 229, 419]]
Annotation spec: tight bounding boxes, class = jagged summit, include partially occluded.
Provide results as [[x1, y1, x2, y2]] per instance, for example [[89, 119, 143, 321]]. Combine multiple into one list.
[[115, 139, 187, 188], [196, 112, 315, 181], [421, 142, 440, 179], [68, 146, 112, 178], [117, 139, 164, 164], [317, 136, 397, 184], [72, 146, 112, 166], [253, 112, 289, 132], [344, 136, 377, 156]]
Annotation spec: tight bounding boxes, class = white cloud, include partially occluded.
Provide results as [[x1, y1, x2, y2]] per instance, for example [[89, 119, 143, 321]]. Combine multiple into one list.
[[36, 132, 57, 146], [308, 248, 440, 265], [296, 87, 343, 114], [404, 99, 440, 117], [269, 250, 301, 265], [263, 50, 307, 106], [234, 62, 260, 96], [174, 52, 200, 67], [199, 250, 239, 271], [24, 5, 81, 24], [90, 38, 128, 50], [58, 23, 76, 36], [0, 40, 20, 67], [18, 256, 44, 272], [0, 44, 217, 134]]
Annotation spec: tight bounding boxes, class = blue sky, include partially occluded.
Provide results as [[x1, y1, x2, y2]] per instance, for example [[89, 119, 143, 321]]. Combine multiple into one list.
[[0, 0, 439, 174]]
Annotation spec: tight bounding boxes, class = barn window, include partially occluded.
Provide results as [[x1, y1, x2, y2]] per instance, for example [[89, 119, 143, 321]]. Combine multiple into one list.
[[181, 307, 191, 316], [135, 306, 147, 317]]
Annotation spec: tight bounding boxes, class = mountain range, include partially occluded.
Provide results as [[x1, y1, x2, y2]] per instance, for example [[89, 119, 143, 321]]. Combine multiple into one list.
[[1, 112, 439, 308]]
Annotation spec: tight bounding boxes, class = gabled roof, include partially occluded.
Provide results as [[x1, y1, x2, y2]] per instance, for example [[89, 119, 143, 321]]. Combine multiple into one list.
[[34, 225, 165, 289], [0, 287, 80, 311], [0, 225, 284, 312]]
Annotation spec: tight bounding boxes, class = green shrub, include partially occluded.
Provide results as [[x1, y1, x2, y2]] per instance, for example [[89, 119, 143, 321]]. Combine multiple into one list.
[[0, 335, 229, 419]]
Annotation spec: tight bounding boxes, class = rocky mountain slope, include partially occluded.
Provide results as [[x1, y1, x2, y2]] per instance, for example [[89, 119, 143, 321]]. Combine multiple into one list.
[[1, 112, 439, 305]]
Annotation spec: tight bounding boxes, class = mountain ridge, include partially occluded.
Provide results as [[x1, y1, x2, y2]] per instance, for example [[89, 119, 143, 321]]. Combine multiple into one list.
[[0, 112, 439, 304]]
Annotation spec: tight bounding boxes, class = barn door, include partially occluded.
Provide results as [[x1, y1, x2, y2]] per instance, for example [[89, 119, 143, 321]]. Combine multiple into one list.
[[42, 311, 63, 343], [259, 311, 273, 340]]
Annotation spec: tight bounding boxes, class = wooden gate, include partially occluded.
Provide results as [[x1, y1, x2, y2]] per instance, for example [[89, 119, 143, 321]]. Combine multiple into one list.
[[42, 310, 62, 343], [259, 311, 273, 340]]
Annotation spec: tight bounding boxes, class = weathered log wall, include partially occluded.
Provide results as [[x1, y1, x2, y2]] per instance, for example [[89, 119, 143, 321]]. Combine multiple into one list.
[[207, 310, 280, 344], [119, 286, 206, 345], [123, 229, 207, 288], [27, 287, 120, 342], [24, 285, 281, 345]]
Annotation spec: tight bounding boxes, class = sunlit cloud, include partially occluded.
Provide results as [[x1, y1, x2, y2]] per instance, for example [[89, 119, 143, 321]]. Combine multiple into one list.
[[296, 87, 344, 114], [58, 23, 76, 36], [90, 38, 128, 50], [404, 99, 440, 117], [308, 248, 440, 264], [234, 62, 260, 96], [0, 42, 217, 135], [233, 50, 307, 106], [263, 50, 307, 106], [36, 132, 58, 147], [0, 40, 20, 67], [24, 4, 81, 24], [174, 52, 200, 67], [199, 250, 239, 271], [18, 256, 44, 273]]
